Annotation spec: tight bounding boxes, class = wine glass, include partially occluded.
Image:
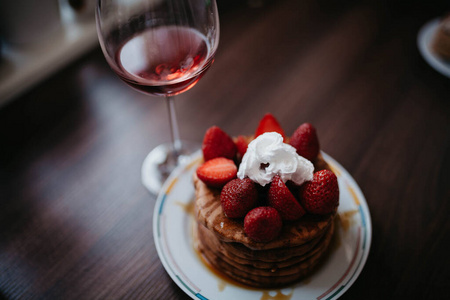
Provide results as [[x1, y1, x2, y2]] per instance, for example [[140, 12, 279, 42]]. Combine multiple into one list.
[[95, 0, 220, 194]]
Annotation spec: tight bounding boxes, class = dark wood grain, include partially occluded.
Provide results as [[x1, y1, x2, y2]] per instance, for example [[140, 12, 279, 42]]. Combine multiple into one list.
[[1, 0, 449, 299]]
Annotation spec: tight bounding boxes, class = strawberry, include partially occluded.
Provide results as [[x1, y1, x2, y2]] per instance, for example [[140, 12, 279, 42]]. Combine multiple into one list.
[[202, 126, 237, 161], [220, 178, 258, 218], [254, 113, 285, 139], [268, 175, 306, 221], [244, 207, 282, 242], [289, 123, 320, 161], [196, 157, 237, 188], [235, 135, 249, 158], [300, 170, 339, 215]]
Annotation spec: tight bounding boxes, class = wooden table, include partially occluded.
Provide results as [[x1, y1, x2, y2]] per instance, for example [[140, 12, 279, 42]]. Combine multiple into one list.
[[1, 0, 449, 299]]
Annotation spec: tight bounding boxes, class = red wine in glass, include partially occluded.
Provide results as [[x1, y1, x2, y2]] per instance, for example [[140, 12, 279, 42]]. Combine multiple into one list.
[[96, 0, 220, 194], [114, 26, 214, 96]]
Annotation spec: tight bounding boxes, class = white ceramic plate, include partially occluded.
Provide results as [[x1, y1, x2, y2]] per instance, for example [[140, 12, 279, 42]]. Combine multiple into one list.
[[150, 151, 371, 300], [417, 18, 450, 78]]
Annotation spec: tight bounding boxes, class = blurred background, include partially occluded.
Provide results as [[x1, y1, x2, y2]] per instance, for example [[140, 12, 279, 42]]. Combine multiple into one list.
[[1, 0, 449, 107]]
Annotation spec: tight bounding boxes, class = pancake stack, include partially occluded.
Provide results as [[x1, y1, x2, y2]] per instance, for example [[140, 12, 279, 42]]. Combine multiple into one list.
[[193, 154, 336, 288]]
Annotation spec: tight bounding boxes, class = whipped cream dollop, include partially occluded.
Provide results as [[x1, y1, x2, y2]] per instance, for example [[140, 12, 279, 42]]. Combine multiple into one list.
[[237, 132, 314, 186]]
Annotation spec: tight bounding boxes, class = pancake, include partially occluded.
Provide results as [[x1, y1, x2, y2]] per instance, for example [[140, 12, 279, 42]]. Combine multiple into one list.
[[196, 221, 334, 288], [216, 225, 326, 262], [197, 221, 334, 270], [193, 153, 337, 288]]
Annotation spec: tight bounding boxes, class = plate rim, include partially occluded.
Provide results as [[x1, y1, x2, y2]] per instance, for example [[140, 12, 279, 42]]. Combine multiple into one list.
[[151, 151, 372, 300]]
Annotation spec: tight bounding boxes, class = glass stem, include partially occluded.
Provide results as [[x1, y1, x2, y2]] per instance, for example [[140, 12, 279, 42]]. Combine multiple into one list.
[[166, 96, 182, 158]]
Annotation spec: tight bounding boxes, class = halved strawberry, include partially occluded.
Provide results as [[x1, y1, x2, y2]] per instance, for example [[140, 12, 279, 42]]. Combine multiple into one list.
[[268, 175, 306, 221], [235, 135, 249, 158], [289, 123, 320, 161], [196, 157, 237, 188], [220, 178, 258, 218], [244, 206, 282, 242], [300, 170, 339, 215], [202, 126, 237, 161], [254, 113, 285, 139]]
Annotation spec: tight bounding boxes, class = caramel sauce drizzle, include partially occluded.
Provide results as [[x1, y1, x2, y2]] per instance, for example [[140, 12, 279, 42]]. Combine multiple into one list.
[[338, 210, 358, 231], [261, 290, 294, 300]]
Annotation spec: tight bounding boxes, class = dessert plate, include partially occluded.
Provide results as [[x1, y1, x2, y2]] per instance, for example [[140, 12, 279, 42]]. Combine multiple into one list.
[[151, 151, 372, 300], [417, 18, 450, 78]]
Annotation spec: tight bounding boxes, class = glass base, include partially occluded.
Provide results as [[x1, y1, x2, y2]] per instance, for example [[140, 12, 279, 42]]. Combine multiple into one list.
[[141, 140, 199, 195]]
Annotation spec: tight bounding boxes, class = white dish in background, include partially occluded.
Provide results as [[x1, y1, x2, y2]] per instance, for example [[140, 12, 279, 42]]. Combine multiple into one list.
[[149, 151, 372, 300], [417, 18, 450, 78]]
